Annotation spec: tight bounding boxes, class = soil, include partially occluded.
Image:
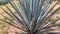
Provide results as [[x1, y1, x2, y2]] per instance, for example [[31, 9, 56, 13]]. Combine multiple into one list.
[[7, 26, 25, 34]]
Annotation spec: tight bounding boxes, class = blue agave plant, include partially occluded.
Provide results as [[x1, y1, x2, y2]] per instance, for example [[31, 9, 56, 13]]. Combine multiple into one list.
[[0, 0, 60, 34]]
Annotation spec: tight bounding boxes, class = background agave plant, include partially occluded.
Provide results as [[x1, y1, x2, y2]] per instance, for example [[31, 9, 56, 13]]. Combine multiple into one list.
[[0, 0, 13, 4], [0, 0, 60, 34]]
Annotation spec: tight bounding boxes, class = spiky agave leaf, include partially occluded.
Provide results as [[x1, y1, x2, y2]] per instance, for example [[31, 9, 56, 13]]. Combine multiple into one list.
[[0, 0, 60, 34]]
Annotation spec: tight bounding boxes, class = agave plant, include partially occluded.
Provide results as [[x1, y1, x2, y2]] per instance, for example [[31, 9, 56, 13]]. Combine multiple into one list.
[[0, 0, 60, 34]]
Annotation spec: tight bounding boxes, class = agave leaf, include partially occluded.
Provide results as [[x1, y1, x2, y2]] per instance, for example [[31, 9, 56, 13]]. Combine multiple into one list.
[[9, 1, 22, 17], [34, 0, 44, 20], [1, 14, 19, 26], [39, 7, 60, 29], [24, 0, 31, 21], [37, 0, 45, 16], [5, 5, 24, 25], [0, 19, 27, 32], [1, 7, 19, 23], [1, 14, 27, 31], [18, 0, 33, 31], [38, 28, 53, 33], [37, 3, 50, 20], [37, 1, 51, 22], [45, 7, 60, 21], [34, 1, 59, 32], [37, 21, 48, 30], [9, 1, 26, 23], [18, 0, 30, 24], [1, 7, 24, 26], [42, 18, 60, 29], [9, 2, 28, 26], [38, 23, 58, 32], [25, 0, 31, 21], [1, 7, 13, 18], [37, 0, 53, 22], [5, 5, 29, 30], [1, 5, 27, 30], [41, 1, 58, 20], [36, 1, 54, 27], [40, 0, 52, 17], [43, 24, 60, 29], [37, 24, 60, 33]]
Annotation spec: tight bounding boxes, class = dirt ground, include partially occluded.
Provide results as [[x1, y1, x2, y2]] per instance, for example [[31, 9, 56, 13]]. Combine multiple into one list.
[[7, 26, 25, 34]]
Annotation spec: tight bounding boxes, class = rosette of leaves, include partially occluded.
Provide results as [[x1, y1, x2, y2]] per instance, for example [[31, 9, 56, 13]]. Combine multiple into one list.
[[0, 0, 60, 34]]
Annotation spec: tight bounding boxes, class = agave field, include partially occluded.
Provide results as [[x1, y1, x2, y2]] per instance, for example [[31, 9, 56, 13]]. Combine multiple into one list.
[[0, 0, 60, 34]]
